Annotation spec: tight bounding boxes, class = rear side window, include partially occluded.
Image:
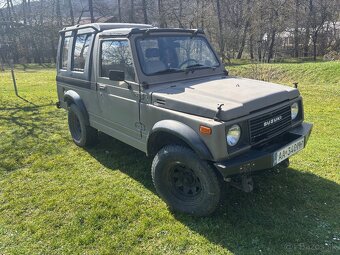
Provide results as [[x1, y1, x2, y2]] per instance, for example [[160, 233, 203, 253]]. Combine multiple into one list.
[[72, 34, 93, 71], [61, 36, 71, 69], [100, 40, 136, 82]]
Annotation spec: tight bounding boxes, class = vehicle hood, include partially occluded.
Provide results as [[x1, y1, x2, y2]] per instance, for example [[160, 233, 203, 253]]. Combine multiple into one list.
[[151, 76, 299, 121]]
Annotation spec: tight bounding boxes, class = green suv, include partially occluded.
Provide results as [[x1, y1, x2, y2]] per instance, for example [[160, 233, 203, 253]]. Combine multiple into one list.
[[56, 23, 313, 216]]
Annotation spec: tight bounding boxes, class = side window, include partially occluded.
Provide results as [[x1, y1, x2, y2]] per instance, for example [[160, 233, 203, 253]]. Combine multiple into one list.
[[73, 34, 93, 71], [61, 36, 71, 69], [101, 40, 136, 82]]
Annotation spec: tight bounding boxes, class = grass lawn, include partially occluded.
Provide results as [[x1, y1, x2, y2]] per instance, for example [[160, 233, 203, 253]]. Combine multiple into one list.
[[0, 62, 339, 254]]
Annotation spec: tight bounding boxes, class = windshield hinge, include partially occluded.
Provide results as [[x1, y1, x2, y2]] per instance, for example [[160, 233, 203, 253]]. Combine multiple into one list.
[[214, 104, 224, 121]]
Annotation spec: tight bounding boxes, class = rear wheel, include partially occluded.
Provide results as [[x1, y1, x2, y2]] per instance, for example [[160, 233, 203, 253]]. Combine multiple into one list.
[[68, 104, 98, 147], [151, 145, 221, 216]]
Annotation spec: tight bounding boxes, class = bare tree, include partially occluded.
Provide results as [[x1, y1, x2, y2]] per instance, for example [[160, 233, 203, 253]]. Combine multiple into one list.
[[1, 0, 339, 64]]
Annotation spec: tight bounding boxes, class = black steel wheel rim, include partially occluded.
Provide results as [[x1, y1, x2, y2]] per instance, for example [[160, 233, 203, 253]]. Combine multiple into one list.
[[70, 112, 82, 141], [169, 162, 202, 200]]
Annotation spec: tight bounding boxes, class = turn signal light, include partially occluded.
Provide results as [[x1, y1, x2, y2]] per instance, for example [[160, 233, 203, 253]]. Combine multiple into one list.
[[199, 125, 212, 135]]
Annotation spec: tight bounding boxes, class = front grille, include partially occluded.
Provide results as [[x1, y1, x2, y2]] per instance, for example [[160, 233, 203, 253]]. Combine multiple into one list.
[[249, 106, 291, 144]]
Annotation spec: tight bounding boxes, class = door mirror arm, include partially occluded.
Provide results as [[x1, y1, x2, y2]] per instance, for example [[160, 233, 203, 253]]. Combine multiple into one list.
[[124, 81, 132, 90]]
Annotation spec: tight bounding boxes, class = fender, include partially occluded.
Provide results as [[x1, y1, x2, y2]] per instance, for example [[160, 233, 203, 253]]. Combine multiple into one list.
[[147, 120, 213, 161], [63, 90, 89, 125]]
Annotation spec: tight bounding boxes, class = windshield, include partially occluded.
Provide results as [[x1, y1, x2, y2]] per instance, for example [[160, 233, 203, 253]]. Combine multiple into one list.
[[136, 35, 220, 75]]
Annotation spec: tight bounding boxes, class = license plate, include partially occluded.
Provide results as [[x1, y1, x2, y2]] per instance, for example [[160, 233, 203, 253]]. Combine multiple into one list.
[[273, 137, 305, 166]]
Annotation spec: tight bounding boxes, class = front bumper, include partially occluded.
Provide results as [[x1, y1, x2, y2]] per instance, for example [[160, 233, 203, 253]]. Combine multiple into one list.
[[214, 122, 313, 178]]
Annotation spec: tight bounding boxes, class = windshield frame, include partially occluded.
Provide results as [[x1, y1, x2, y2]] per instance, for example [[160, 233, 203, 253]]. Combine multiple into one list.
[[135, 34, 221, 77]]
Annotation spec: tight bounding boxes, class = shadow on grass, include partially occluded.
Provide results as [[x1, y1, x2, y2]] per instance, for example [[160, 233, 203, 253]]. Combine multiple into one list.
[[0, 102, 67, 173], [87, 133, 340, 254], [16, 95, 38, 106], [0, 102, 61, 142], [0, 102, 54, 111]]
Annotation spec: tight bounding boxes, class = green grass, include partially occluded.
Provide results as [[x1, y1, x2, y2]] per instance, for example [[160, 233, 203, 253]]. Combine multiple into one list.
[[0, 62, 339, 254]]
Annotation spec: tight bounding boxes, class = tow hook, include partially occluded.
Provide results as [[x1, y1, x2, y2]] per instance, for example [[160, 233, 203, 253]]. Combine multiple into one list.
[[225, 174, 254, 193]]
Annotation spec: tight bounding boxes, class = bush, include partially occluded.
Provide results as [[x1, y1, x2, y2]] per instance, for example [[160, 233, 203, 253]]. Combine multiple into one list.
[[323, 51, 340, 61]]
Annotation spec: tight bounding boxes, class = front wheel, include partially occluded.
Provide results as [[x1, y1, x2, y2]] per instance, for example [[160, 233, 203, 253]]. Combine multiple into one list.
[[151, 145, 221, 216]]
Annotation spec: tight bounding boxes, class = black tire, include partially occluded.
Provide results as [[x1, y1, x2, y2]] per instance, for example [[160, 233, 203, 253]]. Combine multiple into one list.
[[151, 145, 221, 216], [68, 104, 98, 147]]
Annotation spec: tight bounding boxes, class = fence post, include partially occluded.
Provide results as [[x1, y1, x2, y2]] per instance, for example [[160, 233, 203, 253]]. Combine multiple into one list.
[[10, 59, 18, 97]]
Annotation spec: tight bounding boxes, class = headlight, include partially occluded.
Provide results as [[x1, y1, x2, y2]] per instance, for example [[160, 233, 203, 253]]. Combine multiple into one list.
[[291, 103, 299, 120], [227, 124, 241, 146]]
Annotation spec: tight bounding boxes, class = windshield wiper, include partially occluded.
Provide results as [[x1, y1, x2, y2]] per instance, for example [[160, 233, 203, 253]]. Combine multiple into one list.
[[150, 68, 184, 75]]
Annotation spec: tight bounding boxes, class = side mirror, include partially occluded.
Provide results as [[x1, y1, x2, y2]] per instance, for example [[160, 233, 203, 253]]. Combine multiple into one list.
[[109, 70, 125, 81]]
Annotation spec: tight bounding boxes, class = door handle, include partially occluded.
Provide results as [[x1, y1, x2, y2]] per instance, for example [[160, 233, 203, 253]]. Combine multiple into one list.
[[98, 84, 107, 91]]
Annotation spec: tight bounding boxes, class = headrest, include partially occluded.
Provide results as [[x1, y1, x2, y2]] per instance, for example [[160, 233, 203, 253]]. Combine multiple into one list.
[[145, 48, 160, 58]]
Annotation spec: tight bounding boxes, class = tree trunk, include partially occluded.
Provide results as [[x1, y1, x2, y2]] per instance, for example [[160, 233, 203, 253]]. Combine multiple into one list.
[[32, 40, 42, 65], [6, 0, 13, 23], [88, 0, 94, 23], [237, 20, 250, 59], [50, 0, 56, 63], [303, 26, 310, 57], [179, 0, 183, 28], [142, 0, 148, 24], [56, 0, 62, 26], [267, 29, 276, 63], [257, 35, 263, 62], [117, 0, 122, 22], [22, 0, 27, 25], [7, 0, 18, 22], [216, 0, 225, 62], [200, 0, 205, 29], [158, 0, 166, 28], [294, 0, 299, 58], [39, 0, 43, 25], [67, 0, 74, 25], [195, 0, 199, 28], [50, 35, 56, 63], [249, 33, 254, 59], [305, 0, 315, 58], [312, 32, 318, 61], [129, 0, 135, 23], [27, 0, 32, 25]]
